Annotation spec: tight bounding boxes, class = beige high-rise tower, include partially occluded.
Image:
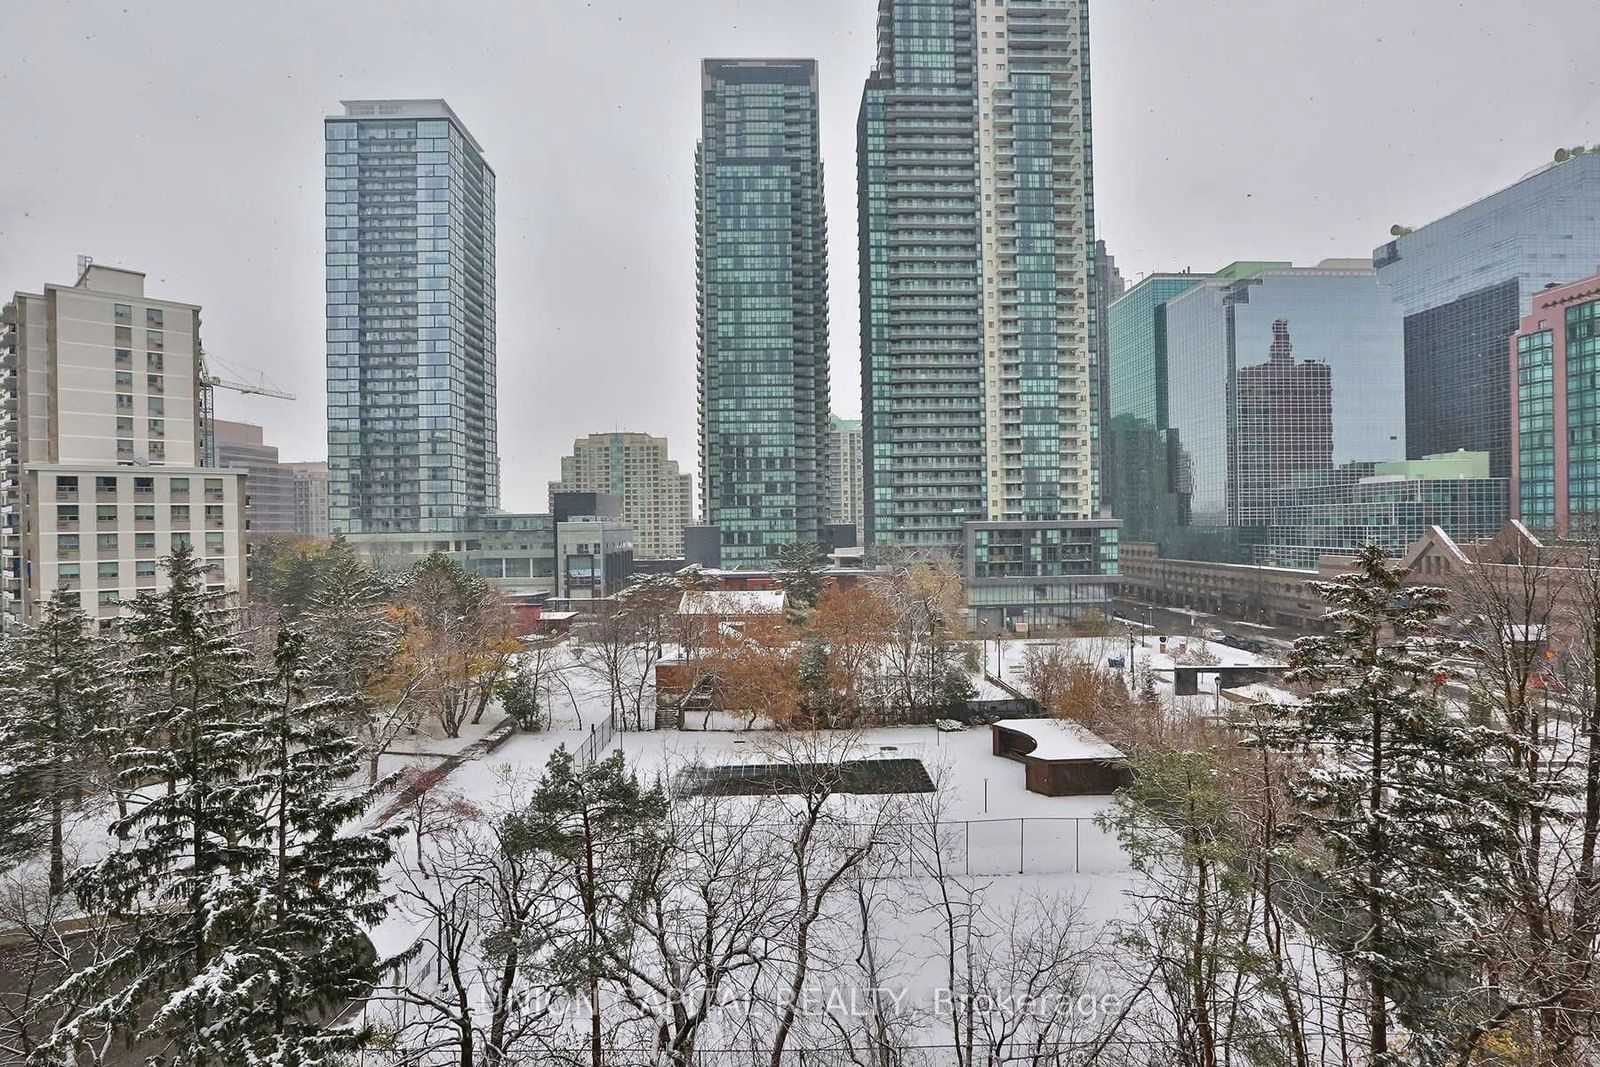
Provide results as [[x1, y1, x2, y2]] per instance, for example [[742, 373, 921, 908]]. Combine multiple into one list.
[[1, 262, 247, 631], [549, 433, 693, 560]]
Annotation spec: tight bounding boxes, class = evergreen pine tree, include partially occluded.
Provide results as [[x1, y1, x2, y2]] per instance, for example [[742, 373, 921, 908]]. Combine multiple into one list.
[[43, 545, 269, 1064], [776, 541, 825, 615], [0, 629, 48, 873], [193, 625, 400, 1065], [43, 547, 402, 1065], [301, 537, 403, 783], [1249, 544, 1531, 1062], [0, 591, 119, 893]]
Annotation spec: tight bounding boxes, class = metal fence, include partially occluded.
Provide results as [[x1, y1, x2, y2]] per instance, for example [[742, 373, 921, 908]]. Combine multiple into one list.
[[576, 708, 619, 766], [866, 816, 1127, 878]]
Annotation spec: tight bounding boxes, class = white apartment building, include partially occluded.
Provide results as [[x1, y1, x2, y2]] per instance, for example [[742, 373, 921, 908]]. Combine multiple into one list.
[[827, 416, 863, 544], [1, 262, 247, 631], [549, 432, 693, 559]]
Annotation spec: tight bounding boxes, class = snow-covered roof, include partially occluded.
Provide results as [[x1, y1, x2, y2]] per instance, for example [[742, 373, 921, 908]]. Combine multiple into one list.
[[678, 589, 788, 616], [992, 718, 1124, 762]]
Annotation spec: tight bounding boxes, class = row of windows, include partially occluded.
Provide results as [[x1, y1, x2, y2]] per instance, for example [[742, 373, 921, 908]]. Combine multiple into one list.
[[56, 532, 227, 552], [55, 475, 225, 494]]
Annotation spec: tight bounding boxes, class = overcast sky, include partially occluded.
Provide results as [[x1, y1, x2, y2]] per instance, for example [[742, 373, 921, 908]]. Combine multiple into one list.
[[3, 0, 1597, 512]]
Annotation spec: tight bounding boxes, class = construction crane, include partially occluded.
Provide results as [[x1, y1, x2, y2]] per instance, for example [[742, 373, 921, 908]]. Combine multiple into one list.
[[198, 349, 297, 464]]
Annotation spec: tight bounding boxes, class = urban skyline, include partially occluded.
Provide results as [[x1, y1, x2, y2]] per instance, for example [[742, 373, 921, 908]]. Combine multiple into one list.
[[5, 0, 1593, 513]]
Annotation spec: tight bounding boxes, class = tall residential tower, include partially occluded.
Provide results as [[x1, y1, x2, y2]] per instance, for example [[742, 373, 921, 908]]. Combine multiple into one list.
[[696, 60, 830, 567], [858, 0, 1099, 551], [325, 99, 497, 535]]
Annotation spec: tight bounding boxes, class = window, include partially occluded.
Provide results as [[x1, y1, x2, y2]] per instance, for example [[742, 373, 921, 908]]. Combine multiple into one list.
[[134, 504, 154, 522], [205, 532, 224, 552], [136, 560, 157, 578], [133, 477, 154, 495], [116, 416, 134, 435], [205, 504, 224, 526], [95, 475, 117, 494], [171, 532, 192, 550], [170, 505, 190, 524], [169, 477, 189, 496], [98, 562, 119, 580], [115, 371, 134, 390], [97, 591, 119, 607], [96, 504, 117, 522], [113, 303, 132, 325], [97, 533, 118, 551], [117, 439, 134, 458], [145, 329, 163, 351], [148, 418, 164, 437], [57, 505, 79, 524], [147, 397, 164, 416], [114, 325, 132, 346], [146, 307, 163, 328], [146, 352, 164, 372], [204, 478, 224, 492], [114, 348, 132, 367], [55, 476, 78, 493], [57, 534, 79, 554], [134, 532, 156, 550], [115, 394, 134, 412], [58, 563, 80, 580], [147, 374, 163, 393], [149, 441, 165, 460]]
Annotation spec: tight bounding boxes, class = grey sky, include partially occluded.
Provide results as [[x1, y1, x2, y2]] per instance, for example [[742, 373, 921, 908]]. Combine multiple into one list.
[[2, 0, 1596, 513]]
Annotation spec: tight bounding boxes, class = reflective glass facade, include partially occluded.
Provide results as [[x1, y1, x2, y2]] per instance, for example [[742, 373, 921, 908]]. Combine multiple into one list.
[[325, 100, 497, 534], [1145, 263, 1406, 561], [1375, 152, 1600, 479], [697, 60, 830, 568], [1398, 280, 1519, 477], [1258, 464, 1507, 570], [1091, 240, 1124, 508], [1104, 274, 1203, 543], [1510, 272, 1600, 536]]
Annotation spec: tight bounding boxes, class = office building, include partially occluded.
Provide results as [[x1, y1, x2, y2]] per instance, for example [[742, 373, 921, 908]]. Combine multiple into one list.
[[1160, 260, 1406, 556], [549, 432, 693, 560], [1234, 321, 1334, 524], [287, 461, 331, 538], [1103, 270, 1219, 542], [325, 99, 498, 535], [1374, 151, 1600, 478], [1, 262, 247, 631], [214, 420, 298, 535], [1257, 451, 1507, 569], [859, 0, 1097, 554], [696, 60, 830, 567], [1092, 240, 1125, 506], [1510, 269, 1600, 536], [826, 416, 864, 546]]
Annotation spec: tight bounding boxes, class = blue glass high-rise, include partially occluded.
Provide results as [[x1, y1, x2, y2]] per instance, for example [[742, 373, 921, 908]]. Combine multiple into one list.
[[325, 99, 498, 535], [696, 60, 831, 567], [1374, 152, 1600, 479]]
